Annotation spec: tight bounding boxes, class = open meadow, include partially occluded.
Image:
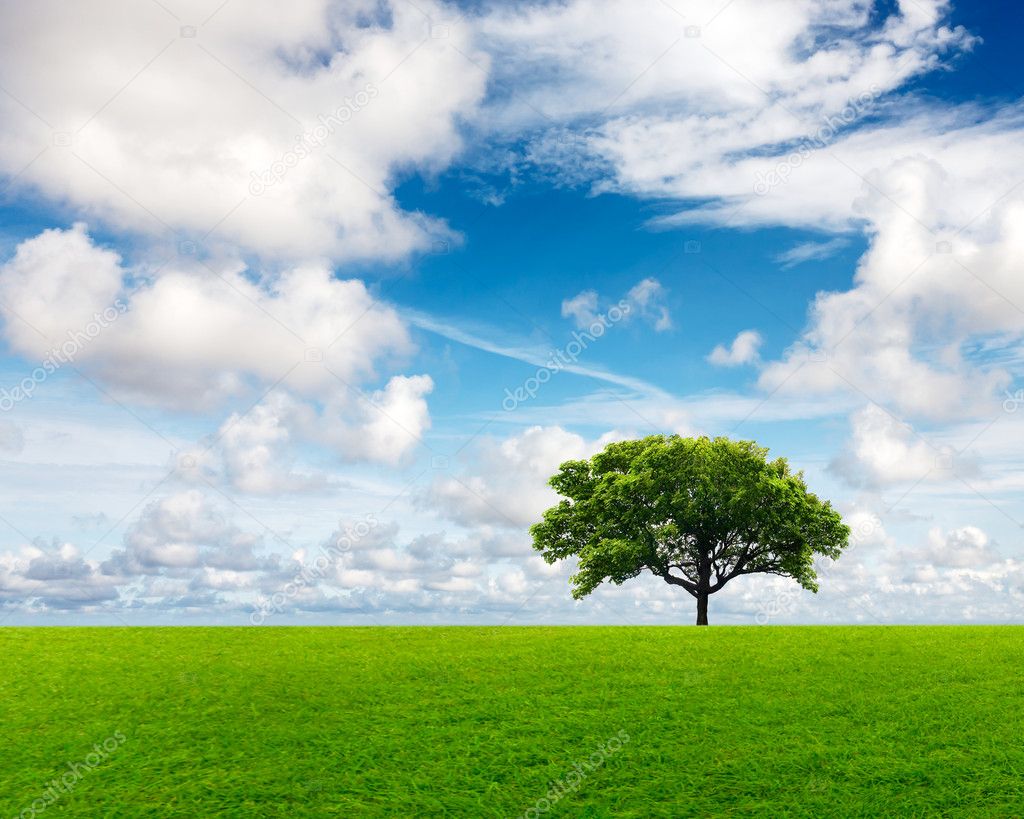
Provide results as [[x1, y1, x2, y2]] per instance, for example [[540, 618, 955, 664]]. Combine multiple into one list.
[[2, 626, 1022, 817]]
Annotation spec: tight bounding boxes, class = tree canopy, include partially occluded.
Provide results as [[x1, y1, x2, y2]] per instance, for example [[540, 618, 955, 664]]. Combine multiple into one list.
[[530, 435, 850, 625]]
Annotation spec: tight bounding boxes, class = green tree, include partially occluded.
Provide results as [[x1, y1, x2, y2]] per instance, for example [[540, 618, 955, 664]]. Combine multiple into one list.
[[531, 435, 850, 625]]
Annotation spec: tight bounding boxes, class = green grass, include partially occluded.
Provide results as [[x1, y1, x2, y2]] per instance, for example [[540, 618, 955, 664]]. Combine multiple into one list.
[[1, 627, 1022, 817]]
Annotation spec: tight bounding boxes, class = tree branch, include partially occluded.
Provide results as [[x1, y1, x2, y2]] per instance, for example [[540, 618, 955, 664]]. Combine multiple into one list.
[[657, 569, 698, 596]]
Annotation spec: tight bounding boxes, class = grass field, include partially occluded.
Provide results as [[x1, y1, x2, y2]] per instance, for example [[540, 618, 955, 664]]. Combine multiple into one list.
[[1, 627, 1022, 817]]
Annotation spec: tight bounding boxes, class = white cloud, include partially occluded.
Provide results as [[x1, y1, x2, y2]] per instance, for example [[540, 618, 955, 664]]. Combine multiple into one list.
[[626, 277, 672, 332], [213, 394, 321, 494], [0, 225, 411, 403], [405, 308, 672, 399], [831, 404, 948, 487], [315, 374, 434, 465], [708, 329, 762, 367], [0, 224, 431, 465], [424, 425, 625, 528], [560, 290, 599, 328], [0, 541, 120, 610], [179, 392, 325, 495], [757, 146, 1024, 420], [843, 509, 895, 550], [478, 0, 975, 222], [0, 0, 487, 261], [479, 0, 969, 130], [562, 277, 670, 332], [2, 492, 1020, 624], [179, 375, 433, 493], [0, 422, 25, 453], [776, 238, 850, 268], [104, 490, 271, 574], [920, 525, 997, 569]]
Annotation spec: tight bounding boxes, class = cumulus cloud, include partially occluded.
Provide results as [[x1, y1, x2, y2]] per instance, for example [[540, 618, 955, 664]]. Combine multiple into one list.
[[888, 523, 1024, 619], [424, 425, 625, 528], [843, 509, 895, 550], [919, 525, 999, 569], [0, 486, 555, 618], [103, 490, 273, 575], [322, 374, 433, 464], [730, 515, 1024, 626], [2, 494, 1019, 625], [469, 0, 1023, 429], [756, 148, 1024, 420], [561, 277, 669, 332], [0, 225, 411, 403], [0, 224, 431, 465], [0, 0, 487, 261], [708, 330, 762, 367], [179, 375, 433, 493], [267, 521, 576, 618], [178, 392, 326, 495], [0, 542, 120, 610], [830, 404, 949, 487]]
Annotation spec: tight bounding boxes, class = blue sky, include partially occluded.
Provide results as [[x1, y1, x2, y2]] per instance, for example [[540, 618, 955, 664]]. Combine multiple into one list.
[[0, 0, 1022, 624]]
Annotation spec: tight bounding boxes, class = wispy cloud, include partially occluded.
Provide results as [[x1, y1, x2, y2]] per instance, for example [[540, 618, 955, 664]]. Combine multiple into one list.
[[775, 238, 850, 269], [401, 309, 670, 399]]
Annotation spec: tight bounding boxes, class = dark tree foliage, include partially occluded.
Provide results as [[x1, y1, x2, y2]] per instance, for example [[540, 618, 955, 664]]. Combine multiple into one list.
[[531, 435, 850, 625]]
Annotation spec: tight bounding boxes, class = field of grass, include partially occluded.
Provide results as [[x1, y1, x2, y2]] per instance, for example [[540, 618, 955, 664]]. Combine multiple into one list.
[[1, 627, 1022, 817]]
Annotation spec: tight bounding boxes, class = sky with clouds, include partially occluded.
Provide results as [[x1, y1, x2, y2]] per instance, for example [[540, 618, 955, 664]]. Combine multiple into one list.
[[0, 0, 1021, 625]]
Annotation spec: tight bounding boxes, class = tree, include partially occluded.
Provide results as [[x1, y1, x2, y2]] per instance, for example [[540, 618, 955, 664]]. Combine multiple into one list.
[[530, 435, 850, 625]]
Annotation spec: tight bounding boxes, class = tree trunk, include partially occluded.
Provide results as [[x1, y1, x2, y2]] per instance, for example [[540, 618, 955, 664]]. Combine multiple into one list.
[[696, 593, 709, 626]]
